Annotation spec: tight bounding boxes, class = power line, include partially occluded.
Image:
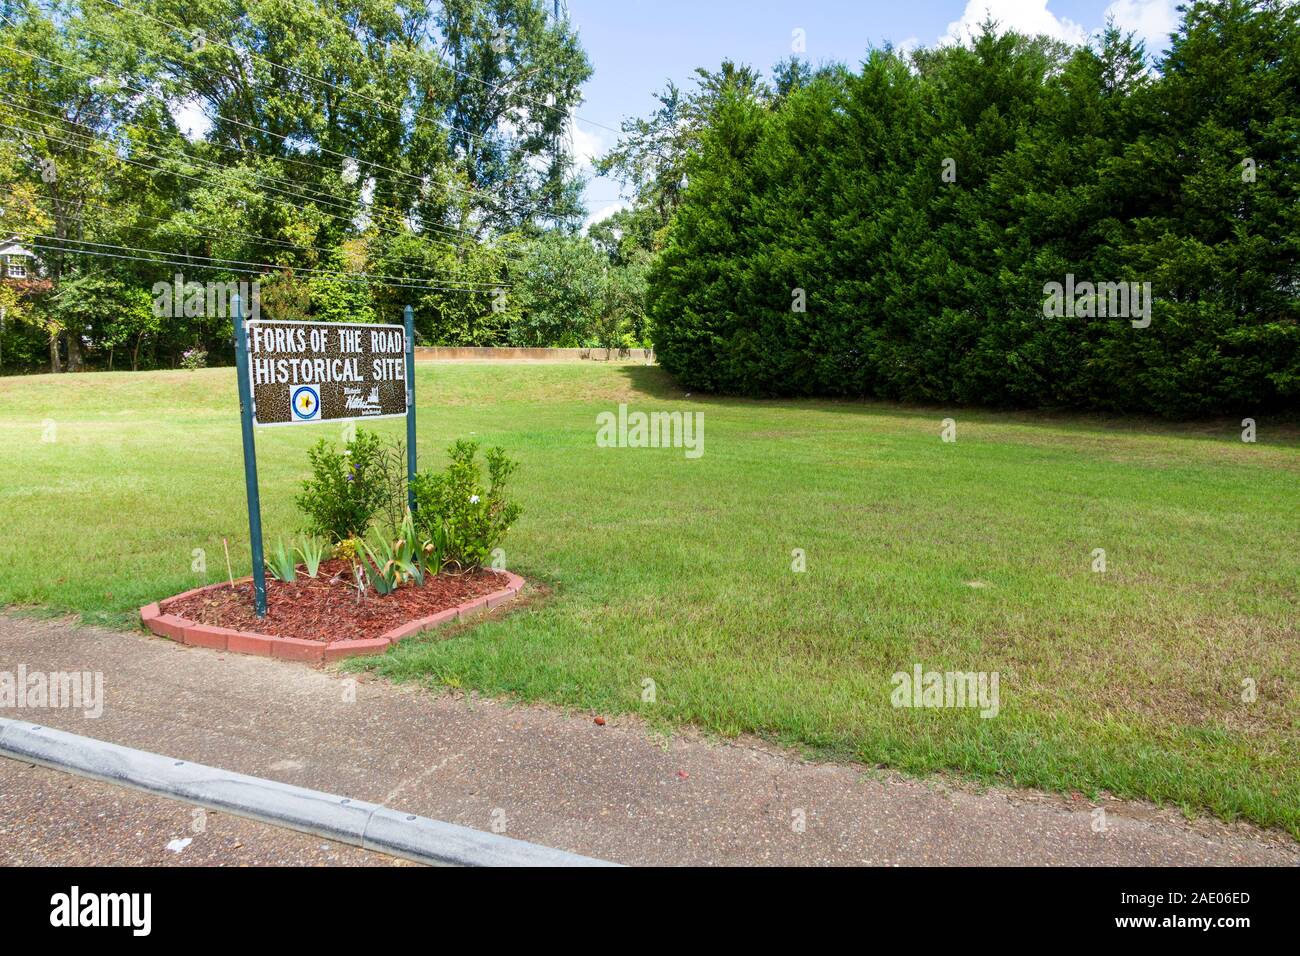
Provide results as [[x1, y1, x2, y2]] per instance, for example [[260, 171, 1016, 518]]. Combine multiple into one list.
[[0, 46, 500, 240], [27, 192, 504, 281], [0, 34, 516, 218], [29, 234, 507, 289], [0, 93, 494, 252], [84, 0, 606, 185], [6, 5, 616, 226], [26, 235, 507, 292], [20, 207, 512, 288], [29, 240, 486, 292], [0, 115, 516, 265]]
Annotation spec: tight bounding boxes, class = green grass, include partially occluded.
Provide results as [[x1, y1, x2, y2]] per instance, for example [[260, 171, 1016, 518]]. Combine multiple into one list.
[[2, 363, 1297, 835]]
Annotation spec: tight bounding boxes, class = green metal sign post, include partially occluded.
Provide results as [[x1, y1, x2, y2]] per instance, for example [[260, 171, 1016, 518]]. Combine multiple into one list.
[[232, 292, 268, 617], [405, 304, 417, 514]]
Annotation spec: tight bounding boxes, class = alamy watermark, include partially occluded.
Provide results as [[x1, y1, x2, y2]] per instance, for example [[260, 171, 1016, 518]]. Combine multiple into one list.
[[1042, 274, 1151, 328], [1, 666, 103, 718], [50, 887, 150, 936], [152, 274, 261, 320], [596, 404, 704, 459], [891, 664, 1000, 718]]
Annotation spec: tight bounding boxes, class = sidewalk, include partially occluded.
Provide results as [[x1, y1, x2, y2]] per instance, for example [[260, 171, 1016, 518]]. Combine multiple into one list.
[[1, 613, 1295, 866]]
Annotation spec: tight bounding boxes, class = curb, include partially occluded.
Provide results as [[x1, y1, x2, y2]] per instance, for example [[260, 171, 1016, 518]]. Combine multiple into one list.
[[0, 718, 616, 868], [142, 570, 526, 662]]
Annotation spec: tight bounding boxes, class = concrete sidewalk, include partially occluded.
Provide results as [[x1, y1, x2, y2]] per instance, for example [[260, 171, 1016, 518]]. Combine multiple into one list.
[[1, 614, 1295, 866]]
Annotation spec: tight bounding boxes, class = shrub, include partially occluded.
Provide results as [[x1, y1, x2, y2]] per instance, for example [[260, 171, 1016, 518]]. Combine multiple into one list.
[[411, 440, 522, 570], [648, 8, 1300, 417], [507, 232, 606, 348], [296, 428, 405, 542], [179, 347, 207, 370], [333, 536, 363, 562]]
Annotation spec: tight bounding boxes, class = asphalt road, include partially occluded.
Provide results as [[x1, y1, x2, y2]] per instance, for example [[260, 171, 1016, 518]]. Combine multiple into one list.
[[1, 613, 1295, 866], [0, 758, 411, 866]]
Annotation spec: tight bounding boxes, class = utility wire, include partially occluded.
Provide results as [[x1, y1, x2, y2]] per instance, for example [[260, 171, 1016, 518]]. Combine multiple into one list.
[[26, 234, 507, 291], [26, 191, 510, 281], [0, 116, 512, 263], [7, 4, 615, 225], [17, 210, 511, 288], [0, 93, 495, 252], [0, 34, 514, 217]]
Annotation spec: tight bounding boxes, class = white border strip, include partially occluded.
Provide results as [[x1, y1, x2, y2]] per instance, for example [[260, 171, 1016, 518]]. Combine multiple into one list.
[[0, 718, 617, 868]]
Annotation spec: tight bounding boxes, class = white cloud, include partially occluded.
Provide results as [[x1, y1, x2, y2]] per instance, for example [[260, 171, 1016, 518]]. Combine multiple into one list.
[[568, 115, 609, 171], [170, 98, 211, 141], [942, 1, 1088, 46], [582, 199, 629, 233], [1104, 0, 1178, 54]]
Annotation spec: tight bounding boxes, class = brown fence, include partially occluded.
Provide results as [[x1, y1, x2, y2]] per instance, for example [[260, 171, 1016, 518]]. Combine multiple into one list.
[[414, 346, 655, 363]]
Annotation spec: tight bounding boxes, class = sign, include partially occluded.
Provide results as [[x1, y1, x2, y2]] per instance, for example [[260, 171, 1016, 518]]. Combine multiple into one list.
[[233, 305, 418, 617], [244, 320, 408, 426]]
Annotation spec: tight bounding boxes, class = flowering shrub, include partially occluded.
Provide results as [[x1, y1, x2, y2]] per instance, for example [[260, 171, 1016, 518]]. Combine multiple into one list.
[[179, 348, 207, 370], [411, 440, 522, 569], [296, 428, 404, 542], [332, 537, 363, 562]]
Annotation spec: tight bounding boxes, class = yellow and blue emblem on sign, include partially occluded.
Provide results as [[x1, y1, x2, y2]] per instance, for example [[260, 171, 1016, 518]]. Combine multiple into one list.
[[291, 385, 321, 422]]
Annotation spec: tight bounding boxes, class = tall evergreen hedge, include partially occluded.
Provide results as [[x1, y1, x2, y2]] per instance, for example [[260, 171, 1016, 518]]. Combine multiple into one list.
[[648, 1, 1300, 417]]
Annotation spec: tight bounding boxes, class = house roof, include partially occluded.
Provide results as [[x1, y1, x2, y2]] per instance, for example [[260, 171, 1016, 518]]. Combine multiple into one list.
[[0, 236, 36, 258]]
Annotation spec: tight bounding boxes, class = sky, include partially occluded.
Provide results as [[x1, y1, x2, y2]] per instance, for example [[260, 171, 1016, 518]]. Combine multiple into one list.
[[566, 0, 1183, 227]]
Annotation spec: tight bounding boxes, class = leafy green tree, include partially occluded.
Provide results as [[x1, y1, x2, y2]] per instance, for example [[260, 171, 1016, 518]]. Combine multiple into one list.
[[259, 269, 312, 322], [596, 249, 650, 350], [307, 244, 378, 324], [597, 60, 771, 250], [434, 0, 592, 233], [99, 283, 159, 371], [0, 1, 601, 370], [507, 230, 603, 347], [649, 5, 1300, 417]]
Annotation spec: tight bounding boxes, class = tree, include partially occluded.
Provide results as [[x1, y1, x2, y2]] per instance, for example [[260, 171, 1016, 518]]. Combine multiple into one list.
[[508, 230, 603, 347], [595, 249, 650, 350], [647, 6, 1300, 417], [52, 271, 156, 370], [596, 60, 771, 247], [434, 0, 592, 233], [0, 1, 604, 371]]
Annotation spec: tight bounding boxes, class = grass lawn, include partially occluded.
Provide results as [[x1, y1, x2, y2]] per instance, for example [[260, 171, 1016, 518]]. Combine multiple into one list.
[[1, 362, 1297, 835]]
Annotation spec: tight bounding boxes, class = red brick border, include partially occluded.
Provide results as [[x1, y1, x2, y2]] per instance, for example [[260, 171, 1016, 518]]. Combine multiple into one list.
[[140, 571, 525, 663]]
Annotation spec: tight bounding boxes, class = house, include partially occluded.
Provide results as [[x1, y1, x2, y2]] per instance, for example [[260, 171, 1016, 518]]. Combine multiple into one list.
[[0, 236, 37, 279], [0, 236, 51, 292]]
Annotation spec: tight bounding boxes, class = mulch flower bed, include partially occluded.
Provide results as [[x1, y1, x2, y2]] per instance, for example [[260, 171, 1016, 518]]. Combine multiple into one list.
[[163, 559, 510, 644]]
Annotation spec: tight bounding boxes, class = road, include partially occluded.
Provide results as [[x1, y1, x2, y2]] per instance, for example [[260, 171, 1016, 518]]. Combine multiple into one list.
[[0, 758, 410, 866], [1, 613, 1295, 866]]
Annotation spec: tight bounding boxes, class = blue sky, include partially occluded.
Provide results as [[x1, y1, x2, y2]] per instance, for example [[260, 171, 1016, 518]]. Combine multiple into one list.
[[566, 0, 1182, 224]]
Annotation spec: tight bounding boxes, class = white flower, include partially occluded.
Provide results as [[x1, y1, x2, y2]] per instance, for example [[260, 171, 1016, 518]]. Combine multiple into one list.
[[469, 495, 480, 504]]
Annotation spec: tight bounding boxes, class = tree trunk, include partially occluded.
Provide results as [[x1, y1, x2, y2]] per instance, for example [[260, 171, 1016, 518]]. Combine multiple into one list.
[[66, 325, 83, 371], [132, 334, 143, 372], [49, 330, 62, 374]]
